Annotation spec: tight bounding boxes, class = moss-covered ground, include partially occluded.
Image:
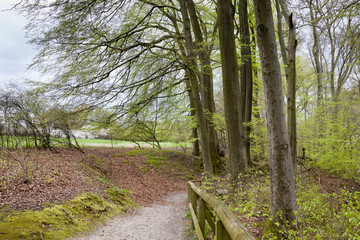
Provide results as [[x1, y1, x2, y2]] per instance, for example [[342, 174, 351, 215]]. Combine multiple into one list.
[[0, 188, 135, 240]]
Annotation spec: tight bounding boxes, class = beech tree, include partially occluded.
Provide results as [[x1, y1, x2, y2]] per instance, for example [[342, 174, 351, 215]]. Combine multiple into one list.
[[238, 0, 253, 167], [218, 0, 247, 179], [179, 0, 213, 174], [186, 0, 220, 170], [253, 0, 297, 226], [275, 0, 298, 175], [19, 0, 221, 173]]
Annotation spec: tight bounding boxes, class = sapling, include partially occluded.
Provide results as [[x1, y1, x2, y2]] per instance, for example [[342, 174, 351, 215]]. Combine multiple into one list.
[[0, 133, 30, 183]]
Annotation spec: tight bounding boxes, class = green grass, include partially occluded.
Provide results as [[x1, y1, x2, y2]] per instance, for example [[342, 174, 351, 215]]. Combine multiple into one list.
[[0, 136, 37, 149], [0, 135, 191, 149], [73, 139, 191, 148]]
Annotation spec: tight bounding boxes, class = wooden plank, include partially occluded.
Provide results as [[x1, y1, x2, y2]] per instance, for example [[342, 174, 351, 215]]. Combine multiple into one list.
[[216, 205, 254, 240], [188, 181, 254, 240], [216, 218, 231, 240], [205, 206, 215, 232], [188, 184, 195, 230], [189, 202, 205, 240], [198, 198, 206, 238], [188, 183, 198, 215]]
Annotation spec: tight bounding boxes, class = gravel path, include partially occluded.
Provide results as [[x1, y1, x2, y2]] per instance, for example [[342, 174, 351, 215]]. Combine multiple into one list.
[[73, 192, 189, 240]]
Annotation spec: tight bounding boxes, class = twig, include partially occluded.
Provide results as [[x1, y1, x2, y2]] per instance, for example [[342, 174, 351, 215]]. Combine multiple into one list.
[[61, 208, 74, 223]]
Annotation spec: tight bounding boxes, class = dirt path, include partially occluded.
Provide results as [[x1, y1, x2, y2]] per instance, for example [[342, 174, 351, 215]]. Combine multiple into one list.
[[72, 192, 189, 240]]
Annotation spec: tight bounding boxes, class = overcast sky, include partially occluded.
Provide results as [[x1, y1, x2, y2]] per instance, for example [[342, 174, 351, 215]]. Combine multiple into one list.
[[0, 0, 45, 87]]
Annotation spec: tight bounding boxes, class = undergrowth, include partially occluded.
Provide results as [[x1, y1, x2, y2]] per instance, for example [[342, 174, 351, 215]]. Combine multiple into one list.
[[208, 171, 360, 239]]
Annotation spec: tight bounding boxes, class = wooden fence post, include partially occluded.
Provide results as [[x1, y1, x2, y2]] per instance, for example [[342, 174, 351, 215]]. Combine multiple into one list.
[[188, 181, 254, 240], [199, 198, 206, 237], [189, 202, 205, 240], [190, 189, 197, 214], [216, 217, 231, 240]]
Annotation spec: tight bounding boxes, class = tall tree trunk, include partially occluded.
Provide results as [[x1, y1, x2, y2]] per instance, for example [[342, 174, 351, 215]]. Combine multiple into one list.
[[250, 25, 266, 162], [276, 0, 298, 176], [179, 0, 213, 175], [186, 0, 219, 170], [239, 0, 253, 167], [309, 4, 324, 107], [191, 117, 200, 156], [253, 0, 297, 226], [186, 75, 200, 156], [275, 0, 288, 77], [217, 0, 247, 180], [287, 14, 297, 176], [308, 0, 325, 151], [167, 10, 201, 157]]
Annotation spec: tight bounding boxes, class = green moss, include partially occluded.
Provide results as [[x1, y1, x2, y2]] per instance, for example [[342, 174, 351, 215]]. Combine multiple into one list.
[[81, 155, 107, 174], [80, 163, 100, 176], [96, 176, 109, 184], [124, 149, 150, 156], [105, 187, 137, 209], [185, 173, 195, 180], [124, 150, 168, 170], [0, 192, 133, 239], [124, 149, 193, 158], [122, 149, 196, 179], [145, 155, 166, 161]]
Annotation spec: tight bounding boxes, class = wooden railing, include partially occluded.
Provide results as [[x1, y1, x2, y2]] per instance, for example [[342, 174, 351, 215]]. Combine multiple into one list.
[[188, 181, 255, 240]]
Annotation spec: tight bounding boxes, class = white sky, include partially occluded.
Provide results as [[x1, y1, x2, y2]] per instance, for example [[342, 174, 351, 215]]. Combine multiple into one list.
[[0, 0, 45, 87]]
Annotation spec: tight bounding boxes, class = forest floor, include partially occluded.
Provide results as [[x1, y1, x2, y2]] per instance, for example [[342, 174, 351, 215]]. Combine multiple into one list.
[[0, 147, 199, 239], [1, 147, 359, 239]]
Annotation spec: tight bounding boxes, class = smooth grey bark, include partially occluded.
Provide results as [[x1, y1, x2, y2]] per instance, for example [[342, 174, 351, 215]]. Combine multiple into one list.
[[217, 0, 247, 179], [286, 14, 297, 176], [191, 120, 200, 156], [253, 0, 297, 225], [276, 0, 298, 176], [179, 0, 213, 175], [275, 0, 288, 77], [239, 0, 253, 167], [186, 0, 219, 169], [186, 77, 200, 156]]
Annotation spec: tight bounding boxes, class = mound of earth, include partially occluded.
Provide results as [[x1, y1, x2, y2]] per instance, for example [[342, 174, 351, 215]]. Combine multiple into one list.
[[0, 147, 199, 211]]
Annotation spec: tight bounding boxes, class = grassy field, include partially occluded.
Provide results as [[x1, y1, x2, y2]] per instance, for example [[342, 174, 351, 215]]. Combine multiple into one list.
[[73, 139, 191, 148], [0, 136, 191, 149]]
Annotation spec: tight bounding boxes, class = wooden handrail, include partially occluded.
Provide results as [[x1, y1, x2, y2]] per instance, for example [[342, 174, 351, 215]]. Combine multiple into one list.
[[188, 181, 255, 240]]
